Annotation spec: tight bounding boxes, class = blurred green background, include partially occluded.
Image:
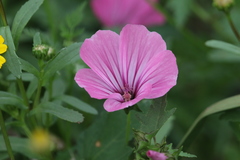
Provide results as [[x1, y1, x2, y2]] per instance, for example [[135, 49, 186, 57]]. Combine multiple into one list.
[[2, 0, 240, 159]]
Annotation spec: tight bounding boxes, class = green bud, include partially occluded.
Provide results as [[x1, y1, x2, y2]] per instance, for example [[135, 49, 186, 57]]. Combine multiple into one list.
[[33, 44, 56, 61], [213, 0, 234, 12]]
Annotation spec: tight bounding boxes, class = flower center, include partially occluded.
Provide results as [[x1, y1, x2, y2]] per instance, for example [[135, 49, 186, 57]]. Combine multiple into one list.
[[122, 91, 132, 102]]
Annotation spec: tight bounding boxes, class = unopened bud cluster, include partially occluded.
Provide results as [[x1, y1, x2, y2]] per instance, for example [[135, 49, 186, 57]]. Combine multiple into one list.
[[33, 44, 55, 61], [213, 0, 234, 12]]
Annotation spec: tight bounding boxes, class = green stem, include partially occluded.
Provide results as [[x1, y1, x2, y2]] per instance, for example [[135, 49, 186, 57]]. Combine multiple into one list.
[[33, 78, 42, 108], [0, 0, 8, 26], [33, 60, 44, 108], [125, 111, 131, 144], [225, 11, 240, 41], [17, 78, 29, 107], [0, 110, 15, 160]]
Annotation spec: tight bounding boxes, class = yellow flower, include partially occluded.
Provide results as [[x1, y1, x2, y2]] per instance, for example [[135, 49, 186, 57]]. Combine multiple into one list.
[[0, 35, 7, 69], [29, 128, 53, 154]]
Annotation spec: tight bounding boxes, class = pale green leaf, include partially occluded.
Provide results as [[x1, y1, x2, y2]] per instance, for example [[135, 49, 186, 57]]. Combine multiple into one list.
[[0, 26, 22, 78], [208, 50, 240, 63], [178, 94, 240, 147], [60, 95, 98, 115], [11, 0, 44, 47], [206, 40, 240, 55], [30, 102, 84, 123]]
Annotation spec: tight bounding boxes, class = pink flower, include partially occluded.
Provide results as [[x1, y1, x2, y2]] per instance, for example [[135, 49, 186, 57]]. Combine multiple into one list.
[[74, 24, 178, 112], [147, 150, 168, 160], [91, 0, 165, 27]]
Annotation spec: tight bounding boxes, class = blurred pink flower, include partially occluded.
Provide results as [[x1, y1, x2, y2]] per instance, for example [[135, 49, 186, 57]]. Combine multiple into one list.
[[147, 150, 168, 160], [74, 24, 178, 112], [91, 0, 165, 27]]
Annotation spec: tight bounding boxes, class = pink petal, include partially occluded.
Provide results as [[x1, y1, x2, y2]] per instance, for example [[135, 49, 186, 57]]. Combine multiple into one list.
[[91, 0, 165, 27], [119, 24, 166, 91], [126, 0, 165, 26], [80, 30, 123, 93], [139, 50, 178, 99], [74, 69, 113, 99], [104, 83, 152, 112], [147, 150, 167, 160]]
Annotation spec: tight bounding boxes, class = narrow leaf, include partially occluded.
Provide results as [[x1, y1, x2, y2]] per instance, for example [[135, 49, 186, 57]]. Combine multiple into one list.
[[43, 42, 81, 80], [33, 32, 41, 46], [26, 77, 38, 99], [178, 94, 240, 148], [0, 26, 22, 78], [179, 151, 197, 158], [206, 40, 240, 55], [30, 102, 84, 123], [11, 0, 44, 47], [60, 95, 98, 115], [136, 96, 176, 133], [0, 91, 27, 109], [19, 58, 39, 78]]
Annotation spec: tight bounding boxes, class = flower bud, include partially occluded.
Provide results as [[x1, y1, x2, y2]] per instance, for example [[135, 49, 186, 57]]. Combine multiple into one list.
[[146, 150, 168, 160], [33, 44, 55, 61], [213, 0, 234, 12]]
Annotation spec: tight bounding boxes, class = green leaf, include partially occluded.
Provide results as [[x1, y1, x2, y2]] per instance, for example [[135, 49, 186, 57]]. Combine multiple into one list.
[[178, 94, 240, 148], [136, 96, 176, 133], [19, 58, 39, 78], [179, 151, 197, 158], [77, 111, 132, 160], [11, 0, 44, 47], [60, 95, 98, 115], [42, 42, 81, 81], [26, 77, 38, 99], [208, 50, 240, 63], [0, 136, 42, 159], [205, 40, 240, 55], [7, 72, 34, 81], [0, 26, 22, 78], [30, 102, 84, 123], [0, 91, 27, 109], [33, 32, 42, 46]]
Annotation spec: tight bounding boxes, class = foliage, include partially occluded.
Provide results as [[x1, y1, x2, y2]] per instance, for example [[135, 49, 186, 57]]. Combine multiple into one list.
[[0, 0, 240, 159]]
